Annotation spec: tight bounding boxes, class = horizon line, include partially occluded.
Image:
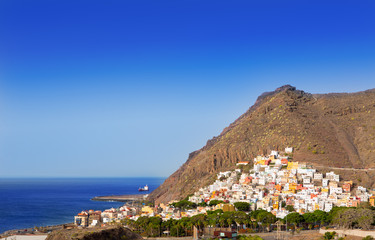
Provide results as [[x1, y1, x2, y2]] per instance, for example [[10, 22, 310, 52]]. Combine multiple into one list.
[[0, 176, 167, 179]]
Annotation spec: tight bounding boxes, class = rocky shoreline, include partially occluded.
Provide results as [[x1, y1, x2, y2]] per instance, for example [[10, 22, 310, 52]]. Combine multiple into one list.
[[0, 223, 75, 239]]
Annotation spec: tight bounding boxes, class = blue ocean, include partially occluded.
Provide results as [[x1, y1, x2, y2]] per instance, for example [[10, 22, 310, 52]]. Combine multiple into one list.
[[0, 177, 165, 233]]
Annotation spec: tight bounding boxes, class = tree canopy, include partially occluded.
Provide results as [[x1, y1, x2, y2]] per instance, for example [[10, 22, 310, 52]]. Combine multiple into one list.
[[170, 200, 197, 209], [234, 202, 250, 212], [209, 200, 224, 206], [285, 212, 304, 225]]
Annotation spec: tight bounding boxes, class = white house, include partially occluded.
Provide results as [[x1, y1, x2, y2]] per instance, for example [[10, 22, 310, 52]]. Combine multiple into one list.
[[314, 173, 323, 180], [285, 147, 294, 153]]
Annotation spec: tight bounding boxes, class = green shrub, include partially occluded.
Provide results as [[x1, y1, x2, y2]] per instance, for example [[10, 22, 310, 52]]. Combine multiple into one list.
[[238, 235, 264, 240], [324, 231, 336, 240], [363, 236, 374, 240]]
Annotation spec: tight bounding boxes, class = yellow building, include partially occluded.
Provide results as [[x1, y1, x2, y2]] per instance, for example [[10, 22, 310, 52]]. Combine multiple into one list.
[[287, 162, 299, 170], [314, 204, 320, 210], [214, 203, 235, 212], [258, 160, 266, 165], [289, 183, 297, 191], [141, 206, 154, 214], [223, 204, 235, 212], [282, 190, 296, 194]]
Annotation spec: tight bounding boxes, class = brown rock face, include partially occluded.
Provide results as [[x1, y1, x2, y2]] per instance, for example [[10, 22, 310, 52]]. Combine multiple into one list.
[[46, 226, 143, 240], [148, 85, 375, 204]]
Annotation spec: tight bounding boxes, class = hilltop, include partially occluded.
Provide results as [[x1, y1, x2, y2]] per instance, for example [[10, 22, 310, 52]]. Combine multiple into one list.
[[148, 85, 375, 204]]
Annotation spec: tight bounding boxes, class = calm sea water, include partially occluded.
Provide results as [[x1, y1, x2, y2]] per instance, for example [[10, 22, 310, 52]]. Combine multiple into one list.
[[0, 177, 165, 233]]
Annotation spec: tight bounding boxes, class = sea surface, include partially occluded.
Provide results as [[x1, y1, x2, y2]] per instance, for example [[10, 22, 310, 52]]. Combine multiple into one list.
[[0, 177, 165, 233]]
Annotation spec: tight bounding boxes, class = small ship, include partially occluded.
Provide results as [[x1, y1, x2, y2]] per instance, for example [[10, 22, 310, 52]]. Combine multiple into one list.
[[138, 185, 149, 192]]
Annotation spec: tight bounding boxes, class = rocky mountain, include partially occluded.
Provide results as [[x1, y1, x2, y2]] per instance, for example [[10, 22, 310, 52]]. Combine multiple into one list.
[[148, 85, 375, 204]]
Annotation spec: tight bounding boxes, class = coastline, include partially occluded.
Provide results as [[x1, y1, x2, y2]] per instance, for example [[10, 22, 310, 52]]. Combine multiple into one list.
[[1, 194, 145, 237], [1, 194, 145, 236], [0, 178, 163, 236]]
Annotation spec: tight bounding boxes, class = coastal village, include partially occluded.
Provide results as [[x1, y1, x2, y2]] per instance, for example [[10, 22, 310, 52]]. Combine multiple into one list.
[[74, 147, 375, 228]]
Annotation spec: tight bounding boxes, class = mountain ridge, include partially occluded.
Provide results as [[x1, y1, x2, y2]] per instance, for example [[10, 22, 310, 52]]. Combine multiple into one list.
[[149, 85, 375, 204]]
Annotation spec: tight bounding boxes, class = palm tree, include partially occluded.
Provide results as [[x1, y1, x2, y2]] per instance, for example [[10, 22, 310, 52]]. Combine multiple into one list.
[[219, 217, 226, 228], [227, 218, 233, 229], [186, 220, 193, 236]]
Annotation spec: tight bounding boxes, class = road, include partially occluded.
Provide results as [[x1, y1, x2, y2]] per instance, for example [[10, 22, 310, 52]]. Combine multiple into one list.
[[314, 165, 375, 171]]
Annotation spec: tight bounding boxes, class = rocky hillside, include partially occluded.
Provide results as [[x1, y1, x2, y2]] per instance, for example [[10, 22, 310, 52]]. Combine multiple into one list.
[[46, 226, 142, 240], [148, 85, 375, 204]]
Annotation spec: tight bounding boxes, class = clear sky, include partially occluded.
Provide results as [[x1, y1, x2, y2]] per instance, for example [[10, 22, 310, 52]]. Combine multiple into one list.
[[0, 0, 374, 177]]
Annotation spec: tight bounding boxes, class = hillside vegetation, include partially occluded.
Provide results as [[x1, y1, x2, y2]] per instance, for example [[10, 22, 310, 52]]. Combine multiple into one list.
[[149, 85, 375, 204]]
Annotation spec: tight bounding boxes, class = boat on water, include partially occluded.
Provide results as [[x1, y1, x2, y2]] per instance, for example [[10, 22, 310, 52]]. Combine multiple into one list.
[[138, 185, 149, 191]]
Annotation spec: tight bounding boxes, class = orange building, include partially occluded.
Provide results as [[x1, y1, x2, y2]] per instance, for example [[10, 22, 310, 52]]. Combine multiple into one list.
[[296, 184, 303, 190], [275, 185, 282, 191], [244, 177, 252, 184], [342, 183, 351, 192], [281, 158, 288, 165], [370, 196, 375, 207]]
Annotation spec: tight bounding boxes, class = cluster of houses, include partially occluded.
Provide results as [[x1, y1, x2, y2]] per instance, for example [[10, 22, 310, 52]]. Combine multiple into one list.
[[74, 202, 228, 227], [188, 147, 375, 219], [74, 206, 137, 227], [74, 147, 375, 227]]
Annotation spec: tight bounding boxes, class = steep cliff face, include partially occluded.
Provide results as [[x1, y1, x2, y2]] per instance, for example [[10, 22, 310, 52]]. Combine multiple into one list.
[[148, 85, 375, 204]]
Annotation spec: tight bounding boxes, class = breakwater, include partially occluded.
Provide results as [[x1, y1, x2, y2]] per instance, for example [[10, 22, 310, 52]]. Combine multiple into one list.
[[91, 194, 147, 202]]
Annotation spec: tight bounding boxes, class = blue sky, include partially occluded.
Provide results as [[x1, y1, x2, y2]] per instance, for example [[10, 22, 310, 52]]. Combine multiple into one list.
[[0, 0, 374, 177]]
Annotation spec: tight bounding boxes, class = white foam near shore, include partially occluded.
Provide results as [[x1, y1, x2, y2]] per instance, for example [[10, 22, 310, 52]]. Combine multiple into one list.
[[1, 235, 48, 240]]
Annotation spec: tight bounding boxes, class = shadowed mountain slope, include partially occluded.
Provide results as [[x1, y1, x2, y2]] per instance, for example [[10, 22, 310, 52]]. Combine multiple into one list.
[[149, 85, 375, 204]]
